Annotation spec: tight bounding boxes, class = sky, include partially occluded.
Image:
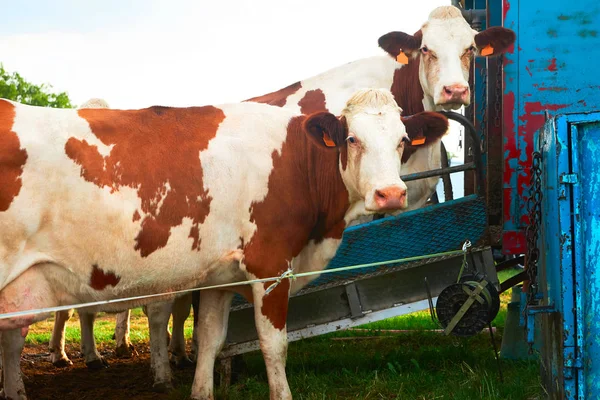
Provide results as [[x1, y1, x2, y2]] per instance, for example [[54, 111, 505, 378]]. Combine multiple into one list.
[[1, 0, 464, 162], [1, 0, 450, 109]]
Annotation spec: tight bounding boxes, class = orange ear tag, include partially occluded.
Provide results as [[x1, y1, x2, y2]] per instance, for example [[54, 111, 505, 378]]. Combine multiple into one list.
[[396, 51, 409, 65], [481, 45, 494, 56], [411, 137, 426, 146], [322, 131, 336, 147]]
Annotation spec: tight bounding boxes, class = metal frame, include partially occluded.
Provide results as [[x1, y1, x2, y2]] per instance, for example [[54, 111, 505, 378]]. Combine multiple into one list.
[[219, 113, 496, 359]]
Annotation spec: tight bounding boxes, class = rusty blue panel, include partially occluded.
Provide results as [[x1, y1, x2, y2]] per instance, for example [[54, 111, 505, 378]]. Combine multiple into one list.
[[538, 111, 600, 399], [502, 0, 600, 254], [569, 115, 600, 398]]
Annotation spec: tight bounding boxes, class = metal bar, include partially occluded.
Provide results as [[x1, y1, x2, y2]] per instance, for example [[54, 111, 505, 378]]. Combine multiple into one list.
[[344, 283, 363, 319], [438, 111, 485, 198], [219, 298, 437, 358], [401, 162, 476, 182], [495, 255, 525, 272], [499, 271, 527, 294]]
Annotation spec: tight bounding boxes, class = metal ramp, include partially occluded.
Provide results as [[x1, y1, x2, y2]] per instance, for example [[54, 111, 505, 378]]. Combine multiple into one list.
[[222, 194, 496, 357]]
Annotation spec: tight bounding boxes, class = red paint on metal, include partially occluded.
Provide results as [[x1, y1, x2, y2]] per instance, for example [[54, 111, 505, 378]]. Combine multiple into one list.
[[547, 58, 558, 71], [503, 0, 511, 20], [537, 87, 567, 92], [502, 231, 526, 253], [525, 66, 533, 77]]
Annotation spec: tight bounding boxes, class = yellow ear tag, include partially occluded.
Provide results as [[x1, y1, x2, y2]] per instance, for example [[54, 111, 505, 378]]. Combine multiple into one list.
[[322, 131, 336, 147], [396, 51, 409, 64], [481, 45, 494, 56], [411, 137, 426, 146]]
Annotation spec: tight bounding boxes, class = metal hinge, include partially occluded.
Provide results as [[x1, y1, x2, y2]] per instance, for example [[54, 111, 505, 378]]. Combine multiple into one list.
[[564, 346, 584, 379], [560, 173, 579, 184]]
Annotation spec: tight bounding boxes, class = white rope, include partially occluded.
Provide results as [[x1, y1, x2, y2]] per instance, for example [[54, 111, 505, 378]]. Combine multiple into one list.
[[0, 243, 470, 320]]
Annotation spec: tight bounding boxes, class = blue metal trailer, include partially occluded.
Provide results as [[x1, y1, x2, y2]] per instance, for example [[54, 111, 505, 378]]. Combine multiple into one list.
[[491, 0, 600, 397]]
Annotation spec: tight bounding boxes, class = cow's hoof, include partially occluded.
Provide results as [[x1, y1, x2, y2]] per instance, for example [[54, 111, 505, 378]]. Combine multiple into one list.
[[86, 358, 109, 370], [52, 357, 73, 368], [151, 381, 173, 393], [115, 343, 136, 359]]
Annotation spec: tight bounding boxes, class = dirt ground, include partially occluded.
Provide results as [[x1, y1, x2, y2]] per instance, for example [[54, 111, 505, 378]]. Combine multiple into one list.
[[19, 342, 195, 400]]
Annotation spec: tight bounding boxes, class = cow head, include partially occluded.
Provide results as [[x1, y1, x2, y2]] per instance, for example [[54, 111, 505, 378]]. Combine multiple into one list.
[[304, 89, 448, 212], [378, 5, 516, 111]]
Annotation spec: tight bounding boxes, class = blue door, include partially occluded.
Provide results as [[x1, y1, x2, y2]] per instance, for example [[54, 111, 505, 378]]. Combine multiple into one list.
[[538, 111, 600, 399]]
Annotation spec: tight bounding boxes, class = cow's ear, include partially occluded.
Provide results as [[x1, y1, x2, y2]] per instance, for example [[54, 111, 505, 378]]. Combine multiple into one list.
[[304, 112, 348, 149], [401, 112, 449, 147], [378, 31, 422, 62], [474, 27, 516, 57]]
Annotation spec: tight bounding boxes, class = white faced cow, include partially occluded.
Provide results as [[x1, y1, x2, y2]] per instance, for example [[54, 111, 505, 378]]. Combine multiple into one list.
[[0, 88, 447, 400], [192, 5, 515, 399]]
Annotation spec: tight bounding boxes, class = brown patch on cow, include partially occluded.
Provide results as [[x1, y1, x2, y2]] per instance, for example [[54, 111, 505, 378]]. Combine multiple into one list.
[[245, 81, 302, 107], [298, 89, 328, 114], [261, 279, 290, 330], [0, 101, 28, 212], [132, 210, 141, 222], [90, 264, 121, 290], [243, 116, 350, 329], [401, 112, 449, 162], [390, 53, 426, 116], [461, 50, 474, 71], [69, 106, 225, 257], [189, 225, 200, 251]]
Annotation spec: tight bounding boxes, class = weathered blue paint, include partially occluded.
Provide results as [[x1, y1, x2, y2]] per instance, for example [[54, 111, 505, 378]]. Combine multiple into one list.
[[501, 0, 600, 253], [536, 112, 600, 399]]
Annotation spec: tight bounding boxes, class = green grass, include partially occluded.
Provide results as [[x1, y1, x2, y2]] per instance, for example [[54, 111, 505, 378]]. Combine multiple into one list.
[[26, 267, 541, 399]]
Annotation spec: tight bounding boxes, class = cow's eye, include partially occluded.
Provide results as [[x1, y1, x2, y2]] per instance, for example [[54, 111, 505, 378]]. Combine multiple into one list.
[[421, 46, 429, 54], [399, 137, 411, 147], [347, 136, 357, 144], [469, 45, 476, 52]]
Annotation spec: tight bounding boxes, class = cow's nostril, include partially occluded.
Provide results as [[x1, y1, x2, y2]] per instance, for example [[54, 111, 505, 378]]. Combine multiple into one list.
[[375, 190, 386, 200], [444, 87, 453, 95]]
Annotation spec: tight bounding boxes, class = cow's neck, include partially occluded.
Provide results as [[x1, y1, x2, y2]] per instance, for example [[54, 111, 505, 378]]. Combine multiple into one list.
[[390, 57, 427, 115], [243, 116, 351, 280], [303, 137, 351, 243]]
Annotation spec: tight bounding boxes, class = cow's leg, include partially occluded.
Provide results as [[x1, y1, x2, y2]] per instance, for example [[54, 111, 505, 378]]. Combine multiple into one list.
[[79, 311, 108, 370], [190, 290, 234, 400], [169, 294, 193, 368], [146, 301, 173, 391], [1, 329, 27, 400], [48, 309, 74, 367], [114, 310, 135, 358], [251, 280, 292, 400], [190, 290, 200, 362]]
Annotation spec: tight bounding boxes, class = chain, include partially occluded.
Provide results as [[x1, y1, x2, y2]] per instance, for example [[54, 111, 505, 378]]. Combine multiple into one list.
[[478, 61, 488, 152], [494, 54, 504, 128], [524, 151, 543, 305]]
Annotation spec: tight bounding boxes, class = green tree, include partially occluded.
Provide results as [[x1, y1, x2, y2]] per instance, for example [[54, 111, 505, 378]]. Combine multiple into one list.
[[0, 64, 73, 108]]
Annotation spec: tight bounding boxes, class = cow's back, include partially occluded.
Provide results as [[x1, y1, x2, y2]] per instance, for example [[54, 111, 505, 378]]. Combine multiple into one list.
[[0, 100, 298, 300]]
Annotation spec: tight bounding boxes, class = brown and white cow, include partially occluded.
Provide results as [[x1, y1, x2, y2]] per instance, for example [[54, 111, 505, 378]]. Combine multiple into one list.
[[48, 99, 138, 371], [192, 5, 515, 398], [46, 99, 194, 390], [247, 5, 514, 210], [0, 89, 447, 399]]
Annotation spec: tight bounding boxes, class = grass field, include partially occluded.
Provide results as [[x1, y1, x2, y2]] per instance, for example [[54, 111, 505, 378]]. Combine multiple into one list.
[[24, 268, 543, 400]]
